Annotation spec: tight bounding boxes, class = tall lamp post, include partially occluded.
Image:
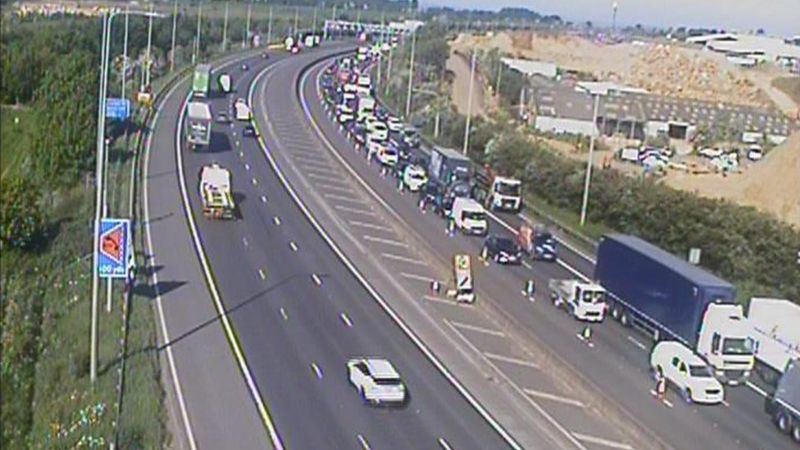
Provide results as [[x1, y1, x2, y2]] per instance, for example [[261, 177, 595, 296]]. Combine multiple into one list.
[[462, 51, 476, 155], [404, 29, 417, 119], [579, 94, 601, 227]]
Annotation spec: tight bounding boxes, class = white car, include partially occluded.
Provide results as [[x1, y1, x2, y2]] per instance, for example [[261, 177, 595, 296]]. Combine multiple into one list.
[[650, 341, 725, 405], [386, 116, 404, 132], [337, 104, 354, 123], [375, 146, 398, 167], [367, 121, 389, 141], [747, 145, 763, 161], [698, 148, 723, 159], [403, 165, 427, 191], [343, 83, 357, 93], [347, 358, 406, 405]]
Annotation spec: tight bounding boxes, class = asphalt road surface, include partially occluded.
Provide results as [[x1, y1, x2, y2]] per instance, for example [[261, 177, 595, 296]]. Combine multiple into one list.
[[171, 45, 518, 449], [288, 54, 796, 450]]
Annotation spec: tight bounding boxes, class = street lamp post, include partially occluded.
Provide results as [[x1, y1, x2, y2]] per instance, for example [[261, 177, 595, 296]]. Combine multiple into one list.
[[404, 29, 416, 119], [193, 3, 203, 64], [462, 51, 476, 155], [267, 6, 273, 44], [145, 4, 154, 87], [170, 0, 178, 72], [579, 94, 601, 226], [222, 1, 229, 51], [243, 2, 251, 49], [121, 7, 129, 99]]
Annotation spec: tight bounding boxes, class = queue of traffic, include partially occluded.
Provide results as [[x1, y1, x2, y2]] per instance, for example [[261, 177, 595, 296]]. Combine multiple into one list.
[[318, 46, 800, 443]]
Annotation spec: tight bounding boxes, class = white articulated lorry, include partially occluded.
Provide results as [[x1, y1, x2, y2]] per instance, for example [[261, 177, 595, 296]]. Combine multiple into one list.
[[185, 101, 212, 150], [748, 297, 800, 385]]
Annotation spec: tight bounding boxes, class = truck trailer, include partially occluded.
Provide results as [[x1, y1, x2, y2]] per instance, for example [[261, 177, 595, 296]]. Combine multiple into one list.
[[185, 102, 212, 150], [595, 234, 754, 384], [429, 146, 471, 188], [765, 358, 800, 443], [192, 64, 212, 98], [748, 297, 800, 385], [199, 164, 235, 219]]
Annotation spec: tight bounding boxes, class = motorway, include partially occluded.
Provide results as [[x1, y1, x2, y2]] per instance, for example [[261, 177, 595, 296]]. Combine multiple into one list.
[[286, 53, 794, 449], [148, 44, 521, 449]]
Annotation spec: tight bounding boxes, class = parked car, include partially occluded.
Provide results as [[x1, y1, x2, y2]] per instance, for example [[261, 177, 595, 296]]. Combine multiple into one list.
[[650, 341, 725, 405], [347, 358, 406, 405], [482, 235, 522, 264]]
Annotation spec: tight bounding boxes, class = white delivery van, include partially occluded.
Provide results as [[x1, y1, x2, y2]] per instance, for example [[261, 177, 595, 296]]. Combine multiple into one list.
[[450, 197, 488, 235], [234, 98, 251, 121], [650, 341, 725, 405]]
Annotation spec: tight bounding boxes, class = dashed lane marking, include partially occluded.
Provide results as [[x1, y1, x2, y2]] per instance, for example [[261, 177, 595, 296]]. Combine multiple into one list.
[[523, 388, 585, 408], [311, 363, 323, 379], [571, 432, 633, 450], [334, 205, 377, 216], [438, 438, 454, 450], [340, 312, 353, 327], [357, 434, 371, 450], [349, 220, 392, 232], [449, 320, 506, 338], [483, 352, 540, 369], [311, 273, 322, 286], [279, 307, 288, 321], [363, 235, 408, 248], [261, 195, 268, 203], [324, 193, 366, 204], [315, 182, 355, 193], [242, 237, 249, 247], [258, 269, 267, 280], [381, 252, 427, 266], [627, 335, 647, 351], [273, 216, 281, 225], [289, 241, 298, 252]]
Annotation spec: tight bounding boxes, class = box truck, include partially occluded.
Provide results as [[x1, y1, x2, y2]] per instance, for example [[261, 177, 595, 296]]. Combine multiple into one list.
[[199, 163, 235, 219], [765, 358, 800, 443], [748, 297, 800, 385], [192, 64, 211, 98], [429, 146, 471, 188], [595, 234, 754, 384], [185, 102, 212, 150]]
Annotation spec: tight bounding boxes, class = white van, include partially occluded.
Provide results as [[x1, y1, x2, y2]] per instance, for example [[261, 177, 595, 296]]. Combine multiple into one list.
[[650, 341, 725, 405], [402, 165, 427, 191], [234, 99, 251, 121], [451, 197, 488, 235]]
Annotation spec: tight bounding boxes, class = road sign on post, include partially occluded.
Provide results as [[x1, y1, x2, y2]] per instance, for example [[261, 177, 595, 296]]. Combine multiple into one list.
[[97, 218, 131, 279], [106, 98, 131, 120]]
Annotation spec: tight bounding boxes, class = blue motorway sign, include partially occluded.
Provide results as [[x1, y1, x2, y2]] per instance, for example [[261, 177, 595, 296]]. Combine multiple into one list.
[[106, 98, 131, 121], [97, 218, 130, 279]]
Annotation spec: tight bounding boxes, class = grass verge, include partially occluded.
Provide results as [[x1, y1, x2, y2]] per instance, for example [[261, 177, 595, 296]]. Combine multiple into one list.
[[0, 105, 35, 181]]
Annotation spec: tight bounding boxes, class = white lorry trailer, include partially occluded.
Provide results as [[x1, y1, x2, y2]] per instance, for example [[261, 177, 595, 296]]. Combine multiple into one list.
[[765, 358, 800, 443], [199, 164, 235, 219], [549, 279, 607, 322], [185, 101, 213, 150], [749, 297, 800, 385]]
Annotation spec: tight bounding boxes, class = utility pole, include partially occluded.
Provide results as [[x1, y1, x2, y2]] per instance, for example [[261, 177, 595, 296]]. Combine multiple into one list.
[[518, 87, 525, 118], [121, 7, 129, 98], [385, 44, 393, 96], [293, 6, 299, 35], [145, 4, 154, 87], [404, 29, 416, 118], [312, 6, 317, 35], [495, 59, 503, 96], [170, 0, 178, 71], [222, 1, 229, 51], [267, 6, 273, 44], [579, 94, 601, 226], [243, 2, 251, 49], [462, 51, 476, 155], [193, 3, 203, 64]]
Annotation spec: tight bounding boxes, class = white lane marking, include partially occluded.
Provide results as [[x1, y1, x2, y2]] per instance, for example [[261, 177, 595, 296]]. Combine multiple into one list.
[[363, 235, 408, 248], [438, 437, 454, 450], [349, 220, 392, 232], [449, 320, 506, 338], [244, 163, 251, 171], [315, 182, 355, 193], [251, 177, 258, 185], [305, 165, 340, 176], [261, 195, 268, 203], [627, 335, 647, 351], [291, 154, 333, 167], [235, 140, 241, 147], [340, 312, 353, 327], [521, 260, 532, 269], [289, 241, 298, 252], [307, 172, 341, 182], [746, 381, 768, 398], [324, 193, 366, 204], [571, 432, 633, 450], [484, 352, 540, 369], [273, 216, 281, 225], [311, 363, 323, 379], [381, 252, 427, 266], [144, 80, 198, 450], [523, 388, 585, 408], [357, 434, 371, 450], [311, 273, 322, 286], [258, 269, 267, 280], [261, 61, 521, 450], [400, 272, 435, 283], [239, 151, 244, 157], [423, 295, 463, 307], [441, 319, 585, 450], [242, 237, 249, 247], [334, 204, 376, 216], [280, 307, 288, 321]]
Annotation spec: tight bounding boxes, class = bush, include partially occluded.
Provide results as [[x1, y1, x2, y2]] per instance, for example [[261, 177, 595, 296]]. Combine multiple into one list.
[[0, 176, 47, 250]]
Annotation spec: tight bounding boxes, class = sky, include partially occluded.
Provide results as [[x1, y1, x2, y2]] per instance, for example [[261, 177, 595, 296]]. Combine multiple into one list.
[[421, 0, 800, 37]]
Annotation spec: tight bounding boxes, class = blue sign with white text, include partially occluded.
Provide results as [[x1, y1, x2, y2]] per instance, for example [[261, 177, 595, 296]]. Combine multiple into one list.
[[106, 98, 131, 120], [97, 218, 130, 279]]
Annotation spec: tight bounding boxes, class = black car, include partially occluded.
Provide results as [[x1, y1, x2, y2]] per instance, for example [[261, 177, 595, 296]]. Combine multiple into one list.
[[482, 235, 522, 265], [243, 125, 257, 137], [241, 63, 249, 71], [262, 52, 270, 59]]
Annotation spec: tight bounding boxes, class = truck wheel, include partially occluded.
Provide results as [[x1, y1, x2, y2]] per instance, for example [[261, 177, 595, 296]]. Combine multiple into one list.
[[777, 411, 790, 433], [682, 388, 693, 404], [620, 309, 630, 327], [653, 329, 661, 342], [791, 423, 800, 442], [611, 304, 621, 321]]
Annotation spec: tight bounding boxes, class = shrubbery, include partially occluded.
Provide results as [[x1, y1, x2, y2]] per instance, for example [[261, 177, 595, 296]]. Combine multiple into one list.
[[0, 176, 46, 250], [489, 131, 800, 301]]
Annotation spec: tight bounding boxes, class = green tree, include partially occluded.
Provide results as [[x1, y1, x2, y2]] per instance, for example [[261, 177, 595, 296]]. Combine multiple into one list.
[[0, 176, 46, 250]]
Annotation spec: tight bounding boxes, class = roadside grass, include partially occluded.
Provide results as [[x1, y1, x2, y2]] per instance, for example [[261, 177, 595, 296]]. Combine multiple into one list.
[[0, 105, 35, 180]]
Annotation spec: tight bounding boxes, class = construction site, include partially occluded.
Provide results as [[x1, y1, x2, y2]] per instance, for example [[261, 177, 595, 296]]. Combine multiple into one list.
[[447, 30, 800, 227]]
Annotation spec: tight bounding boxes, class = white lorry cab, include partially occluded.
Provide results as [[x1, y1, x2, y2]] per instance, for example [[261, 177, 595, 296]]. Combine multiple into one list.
[[549, 279, 607, 322], [695, 303, 755, 384], [234, 98, 251, 121], [218, 73, 232, 94], [402, 165, 428, 191], [453, 254, 475, 303], [450, 197, 488, 235], [651, 341, 725, 404]]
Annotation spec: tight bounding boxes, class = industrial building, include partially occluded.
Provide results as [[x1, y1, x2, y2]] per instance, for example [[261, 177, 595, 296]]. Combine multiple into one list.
[[686, 33, 800, 68]]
